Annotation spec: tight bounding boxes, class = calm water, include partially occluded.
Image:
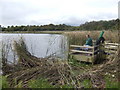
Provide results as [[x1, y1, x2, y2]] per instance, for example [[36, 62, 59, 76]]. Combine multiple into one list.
[[0, 33, 68, 63]]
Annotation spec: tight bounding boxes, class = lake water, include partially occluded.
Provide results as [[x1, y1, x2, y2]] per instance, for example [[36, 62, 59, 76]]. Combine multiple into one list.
[[0, 33, 68, 63]]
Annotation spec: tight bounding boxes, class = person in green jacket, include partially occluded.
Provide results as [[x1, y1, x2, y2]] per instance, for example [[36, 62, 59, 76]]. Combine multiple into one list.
[[99, 31, 104, 38], [95, 31, 105, 45], [85, 34, 93, 46], [75, 34, 93, 51]]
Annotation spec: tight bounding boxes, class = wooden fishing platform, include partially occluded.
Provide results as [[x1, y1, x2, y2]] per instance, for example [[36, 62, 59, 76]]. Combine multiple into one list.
[[69, 42, 119, 64]]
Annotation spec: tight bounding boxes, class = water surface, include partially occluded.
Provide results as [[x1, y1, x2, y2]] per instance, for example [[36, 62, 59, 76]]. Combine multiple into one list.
[[1, 33, 68, 63]]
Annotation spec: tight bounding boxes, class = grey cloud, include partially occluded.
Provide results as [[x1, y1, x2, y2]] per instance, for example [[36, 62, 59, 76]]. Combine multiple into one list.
[[63, 17, 87, 26], [88, 13, 117, 21], [61, 12, 117, 26], [0, 0, 118, 27], [1, 0, 42, 26]]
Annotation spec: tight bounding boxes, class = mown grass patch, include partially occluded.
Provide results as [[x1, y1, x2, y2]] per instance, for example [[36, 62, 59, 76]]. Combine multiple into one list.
[[81, 79, 92, 88], [105, 75, 119, 88], [1, 75, 9, 88], [28, 78, 54, 88], [28, 78, 73, 88]]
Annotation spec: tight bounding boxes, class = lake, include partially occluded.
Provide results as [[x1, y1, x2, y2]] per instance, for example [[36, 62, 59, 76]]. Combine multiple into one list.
[[0, 33, 68, 63]]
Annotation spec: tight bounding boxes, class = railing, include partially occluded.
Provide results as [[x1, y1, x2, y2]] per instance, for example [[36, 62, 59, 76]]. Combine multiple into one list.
[[69, 44, 100, 64], [69, 42, 119, 64], [104, 42, 120, 54], [70, 45, 99, 54]]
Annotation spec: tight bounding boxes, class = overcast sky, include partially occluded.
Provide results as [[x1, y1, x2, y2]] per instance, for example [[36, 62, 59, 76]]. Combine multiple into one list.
[[0, 0, 119, 27]]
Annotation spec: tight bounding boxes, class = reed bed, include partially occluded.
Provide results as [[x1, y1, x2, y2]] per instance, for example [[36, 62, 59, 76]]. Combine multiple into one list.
[[64, 31, 118, 45]]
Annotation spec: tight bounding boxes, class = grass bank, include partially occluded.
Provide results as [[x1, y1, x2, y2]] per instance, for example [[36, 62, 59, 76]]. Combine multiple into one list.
[[2, 31, 64, 34]]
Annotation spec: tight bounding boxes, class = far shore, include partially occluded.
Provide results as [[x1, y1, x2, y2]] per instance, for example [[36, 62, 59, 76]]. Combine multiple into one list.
[[1, 30, 116, 34]]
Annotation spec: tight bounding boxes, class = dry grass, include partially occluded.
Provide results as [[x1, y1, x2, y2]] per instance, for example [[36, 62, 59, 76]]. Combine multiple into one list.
[[3, 39, 78, 88], [64, 31, 118, 45]]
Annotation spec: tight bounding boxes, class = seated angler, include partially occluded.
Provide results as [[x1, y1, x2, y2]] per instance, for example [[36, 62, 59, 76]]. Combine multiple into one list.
[[83, 34, 93, 50], [84, 34, 93, 46], [76, 34, 93, 51]]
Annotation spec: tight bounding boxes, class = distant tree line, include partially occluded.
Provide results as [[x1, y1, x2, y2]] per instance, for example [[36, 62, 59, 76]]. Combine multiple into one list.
[[2, 24, 79, 31], [1, 19, 119, 31], [80, 19, 119, 30]]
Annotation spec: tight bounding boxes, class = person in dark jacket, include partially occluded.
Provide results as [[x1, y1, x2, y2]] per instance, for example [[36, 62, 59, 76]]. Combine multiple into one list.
[[95, 31, 110, 55], [95, 31, 105, 45]]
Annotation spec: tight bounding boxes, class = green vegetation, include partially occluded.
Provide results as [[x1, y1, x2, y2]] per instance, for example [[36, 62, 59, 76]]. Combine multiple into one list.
[[1, 76, 9, 88], [28, 78, 73, 88], [105, 75, 119, 88], [1, 19, 118, 32], [80, 19, 119, 30], [2, 24, 78, 32], [28, 78, 55, 88], [82, 79, 92, 88]]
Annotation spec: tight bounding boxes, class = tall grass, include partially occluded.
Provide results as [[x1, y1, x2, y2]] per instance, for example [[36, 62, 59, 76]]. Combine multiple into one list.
[[64, 31, 118, 45], [104, 30, 118, 43]]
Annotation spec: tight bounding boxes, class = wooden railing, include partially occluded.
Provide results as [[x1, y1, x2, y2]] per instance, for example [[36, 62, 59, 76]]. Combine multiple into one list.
[[69, 42, 119, 64], [69, 44, 100, 64], [104, 42, 120, 54]]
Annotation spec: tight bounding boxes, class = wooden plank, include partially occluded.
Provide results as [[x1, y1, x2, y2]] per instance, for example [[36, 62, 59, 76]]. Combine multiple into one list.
[[105, 45, 118, 47], [72, 54, 93, 63], [105, 46, 118, 50], [94, 49, 99, 54], [70, 45, 99, 49], [105, 42, 120, 46], [70, 45, 94, 49], [70, 50, 93, 54], [105, 50, 117, 54]]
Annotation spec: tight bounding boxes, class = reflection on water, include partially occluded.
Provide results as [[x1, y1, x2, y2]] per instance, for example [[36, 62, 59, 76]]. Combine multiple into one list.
[[1, 33, 68, 63]]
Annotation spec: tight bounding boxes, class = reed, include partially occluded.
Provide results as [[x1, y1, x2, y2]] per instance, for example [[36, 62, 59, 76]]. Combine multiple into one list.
[[64, 31, 118, 45], [2, 39, 78, 88]]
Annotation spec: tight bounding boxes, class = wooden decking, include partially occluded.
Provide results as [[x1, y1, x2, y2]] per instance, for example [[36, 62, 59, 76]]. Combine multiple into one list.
[[69, 42, 119, 64]]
